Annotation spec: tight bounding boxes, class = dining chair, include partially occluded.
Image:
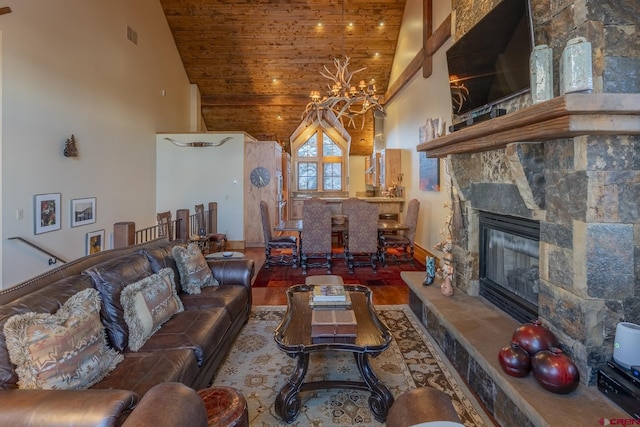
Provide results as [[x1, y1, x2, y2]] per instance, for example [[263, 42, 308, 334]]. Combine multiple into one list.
[[300, 198, 332, 275], [156, 211, 174, 241], [341, 198, 379, 274], [194, 203, 227, 252], [260, 201, 298, 268], [379, 198, 420, 266]]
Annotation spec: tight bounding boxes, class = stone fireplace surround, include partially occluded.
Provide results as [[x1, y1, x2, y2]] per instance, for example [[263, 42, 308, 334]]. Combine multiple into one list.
[[430, 94, 640, 385], [410, 94, 640, 424], [406, 0, 639, 422]]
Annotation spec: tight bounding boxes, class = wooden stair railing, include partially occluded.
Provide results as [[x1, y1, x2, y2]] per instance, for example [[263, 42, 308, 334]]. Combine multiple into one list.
[[8, 237, 67, 265], [113, 214, 187, 249]]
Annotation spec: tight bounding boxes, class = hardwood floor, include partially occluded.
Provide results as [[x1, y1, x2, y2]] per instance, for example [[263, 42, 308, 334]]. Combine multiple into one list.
[[243, 247, 410, 306]]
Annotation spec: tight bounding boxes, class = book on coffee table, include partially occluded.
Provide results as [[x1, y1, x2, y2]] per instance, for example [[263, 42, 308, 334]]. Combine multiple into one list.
[[312, 285, 347, 302], [311, 309, 357, 340], [309, 291, 352, 308]]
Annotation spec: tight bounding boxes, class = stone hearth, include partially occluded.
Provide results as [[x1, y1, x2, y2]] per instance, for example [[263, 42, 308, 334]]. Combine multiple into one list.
[[401, 271, 628, 426]]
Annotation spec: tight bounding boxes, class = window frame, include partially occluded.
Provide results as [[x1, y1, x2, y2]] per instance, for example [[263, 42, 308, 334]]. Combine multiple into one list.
[[291, 124, 349, 194]]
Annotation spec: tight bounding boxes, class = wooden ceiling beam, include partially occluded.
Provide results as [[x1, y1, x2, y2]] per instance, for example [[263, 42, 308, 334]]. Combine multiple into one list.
[[201, 94, 310, 107], [422, 0, 433, 78], [384, 2, 451, 104]]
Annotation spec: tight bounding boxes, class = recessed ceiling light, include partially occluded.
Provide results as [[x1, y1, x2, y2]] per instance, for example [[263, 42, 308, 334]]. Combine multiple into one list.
[[348, 22, 354, 28], [272, 78, 278, 83], [317, 22, 323, 28], [379, 21, 385, 27], [374, 52, 380, 57]]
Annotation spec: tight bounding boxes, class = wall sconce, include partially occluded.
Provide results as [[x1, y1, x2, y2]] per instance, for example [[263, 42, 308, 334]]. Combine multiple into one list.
[[63, 134, 78, 157]]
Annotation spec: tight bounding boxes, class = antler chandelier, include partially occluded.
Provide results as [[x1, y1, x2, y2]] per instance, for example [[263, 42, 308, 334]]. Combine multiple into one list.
[[301, 55, 384, 130]]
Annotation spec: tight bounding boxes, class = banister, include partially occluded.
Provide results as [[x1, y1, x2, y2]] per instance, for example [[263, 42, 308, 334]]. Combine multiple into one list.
[[8, 236, 67, 265]]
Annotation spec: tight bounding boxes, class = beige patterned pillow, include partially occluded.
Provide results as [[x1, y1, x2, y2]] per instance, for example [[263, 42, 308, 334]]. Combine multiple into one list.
[[121, 268, 184, 351], [172, 243, 219, 294], [3, 288, 123, 390]]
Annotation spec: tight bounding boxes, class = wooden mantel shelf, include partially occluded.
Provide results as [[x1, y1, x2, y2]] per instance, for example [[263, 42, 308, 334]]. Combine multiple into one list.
[[417, 94, 640, 158]]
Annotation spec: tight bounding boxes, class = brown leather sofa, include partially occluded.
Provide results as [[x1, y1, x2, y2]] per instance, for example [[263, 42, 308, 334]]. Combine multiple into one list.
[[0, 238, 254, 426]]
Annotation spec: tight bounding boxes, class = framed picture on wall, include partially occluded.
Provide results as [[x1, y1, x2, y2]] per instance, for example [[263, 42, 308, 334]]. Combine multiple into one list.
[[71, 197, 96, 227], [418, 118, 441, 192], [86, 229, 105, 255], [34, 193, 61, 234], [419, 153, 441, 191]]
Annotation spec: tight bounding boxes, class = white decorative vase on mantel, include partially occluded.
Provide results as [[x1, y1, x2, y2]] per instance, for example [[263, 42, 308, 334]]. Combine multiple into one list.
[[530, 44, 553, 103], [559, 37, 593, 95]]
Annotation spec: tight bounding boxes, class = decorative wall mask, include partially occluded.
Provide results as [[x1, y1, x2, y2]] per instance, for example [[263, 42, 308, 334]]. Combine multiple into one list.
[[64, 135, 78, 157]]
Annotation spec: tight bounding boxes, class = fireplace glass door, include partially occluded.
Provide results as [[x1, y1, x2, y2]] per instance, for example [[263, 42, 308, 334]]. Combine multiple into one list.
[[479, 212, 539, 323]]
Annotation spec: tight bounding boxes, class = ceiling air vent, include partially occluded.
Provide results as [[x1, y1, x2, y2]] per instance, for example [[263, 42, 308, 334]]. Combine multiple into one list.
[[127, 26, 138, 45]]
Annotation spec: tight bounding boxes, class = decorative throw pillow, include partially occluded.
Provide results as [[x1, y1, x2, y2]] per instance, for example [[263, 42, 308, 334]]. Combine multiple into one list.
[[172, 243, 219, 294], [2, 288, 123, 390], [121, 268, 184, 351]]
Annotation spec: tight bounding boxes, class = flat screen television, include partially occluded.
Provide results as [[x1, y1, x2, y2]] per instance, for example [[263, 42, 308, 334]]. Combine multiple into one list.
[[446, 0, 534, 122]]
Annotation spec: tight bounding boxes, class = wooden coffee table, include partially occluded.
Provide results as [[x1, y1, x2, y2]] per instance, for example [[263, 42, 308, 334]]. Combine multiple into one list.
[[273, 284, 393, 422]]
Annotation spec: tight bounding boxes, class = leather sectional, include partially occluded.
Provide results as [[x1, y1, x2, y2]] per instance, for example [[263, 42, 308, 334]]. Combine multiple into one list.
[[0, 238, 254, 426]]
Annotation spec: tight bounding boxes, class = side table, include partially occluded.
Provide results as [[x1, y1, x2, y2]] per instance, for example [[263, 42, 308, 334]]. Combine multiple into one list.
[[197, 386, 249, 427], [205, 251, 244, 260]]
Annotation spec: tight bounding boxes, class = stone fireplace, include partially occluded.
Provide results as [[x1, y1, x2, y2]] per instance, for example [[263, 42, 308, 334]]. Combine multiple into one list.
[[434, 0, 640, 389]]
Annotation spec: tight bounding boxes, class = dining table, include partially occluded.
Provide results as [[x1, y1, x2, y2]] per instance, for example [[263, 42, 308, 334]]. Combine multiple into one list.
[[274, 219, 409, 262], [274, 219, 409, 234]]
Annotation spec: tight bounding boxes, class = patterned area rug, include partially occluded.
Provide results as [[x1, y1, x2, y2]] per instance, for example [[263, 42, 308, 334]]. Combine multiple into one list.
[[212, 305, 491, 426], [252, 251, 425, 288]]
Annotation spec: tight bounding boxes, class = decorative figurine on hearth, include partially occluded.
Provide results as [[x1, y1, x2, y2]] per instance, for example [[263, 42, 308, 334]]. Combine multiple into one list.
[[439, 252, 454, 296], [423, 256, 436, 286], [433, 200, 454, 296]]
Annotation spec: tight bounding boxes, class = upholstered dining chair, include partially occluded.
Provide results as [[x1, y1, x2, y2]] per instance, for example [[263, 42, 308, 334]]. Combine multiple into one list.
[[260, 201, 298, 268], [300, 198, 333, 275], [379, 198, 420, 267], [194, 203, 227, 252], [341, 198, 379, 274], [156, 211, 174, 241]]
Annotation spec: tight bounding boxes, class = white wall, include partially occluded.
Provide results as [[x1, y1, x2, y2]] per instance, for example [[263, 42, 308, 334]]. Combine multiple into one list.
[[1, 0, 192, 287], [156, 133, 247, 241], [383, 0, 454, 255]]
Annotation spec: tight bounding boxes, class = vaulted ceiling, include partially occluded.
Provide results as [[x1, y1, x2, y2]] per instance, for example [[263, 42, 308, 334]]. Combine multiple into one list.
[[159, 0, 407, 155]]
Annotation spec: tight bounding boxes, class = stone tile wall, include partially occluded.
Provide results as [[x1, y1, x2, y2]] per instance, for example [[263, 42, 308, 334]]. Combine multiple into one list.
[[447, 0, 640, 385]]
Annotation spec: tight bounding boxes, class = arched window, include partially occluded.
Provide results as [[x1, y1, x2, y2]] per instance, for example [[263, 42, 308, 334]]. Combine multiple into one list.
[[291, 125, 348, 193]]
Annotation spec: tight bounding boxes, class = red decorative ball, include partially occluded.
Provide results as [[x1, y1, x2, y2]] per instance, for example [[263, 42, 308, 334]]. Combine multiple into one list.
[[531, 347, 580, 394], [498, 342, 531, 377], [512, 319, 559, 356]]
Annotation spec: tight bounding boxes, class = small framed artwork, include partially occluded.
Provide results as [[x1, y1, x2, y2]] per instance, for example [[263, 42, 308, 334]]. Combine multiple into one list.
[[71, 197, 96, 227], [34, 193, 61, 234], [419, 153, 441, 191], [418, 118, 442, 192], [86, 229, 105, 255]]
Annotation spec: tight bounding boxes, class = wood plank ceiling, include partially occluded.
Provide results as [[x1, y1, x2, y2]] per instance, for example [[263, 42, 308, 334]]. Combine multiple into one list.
[[159, 0, 407, 155]]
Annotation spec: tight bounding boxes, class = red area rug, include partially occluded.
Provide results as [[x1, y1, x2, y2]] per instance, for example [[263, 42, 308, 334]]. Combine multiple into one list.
[[253, 251, 425, 288]]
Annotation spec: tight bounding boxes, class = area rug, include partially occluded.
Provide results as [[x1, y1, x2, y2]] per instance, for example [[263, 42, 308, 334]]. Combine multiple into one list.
[[211, 305, 492, 427], [253, 253, 425, 288]]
